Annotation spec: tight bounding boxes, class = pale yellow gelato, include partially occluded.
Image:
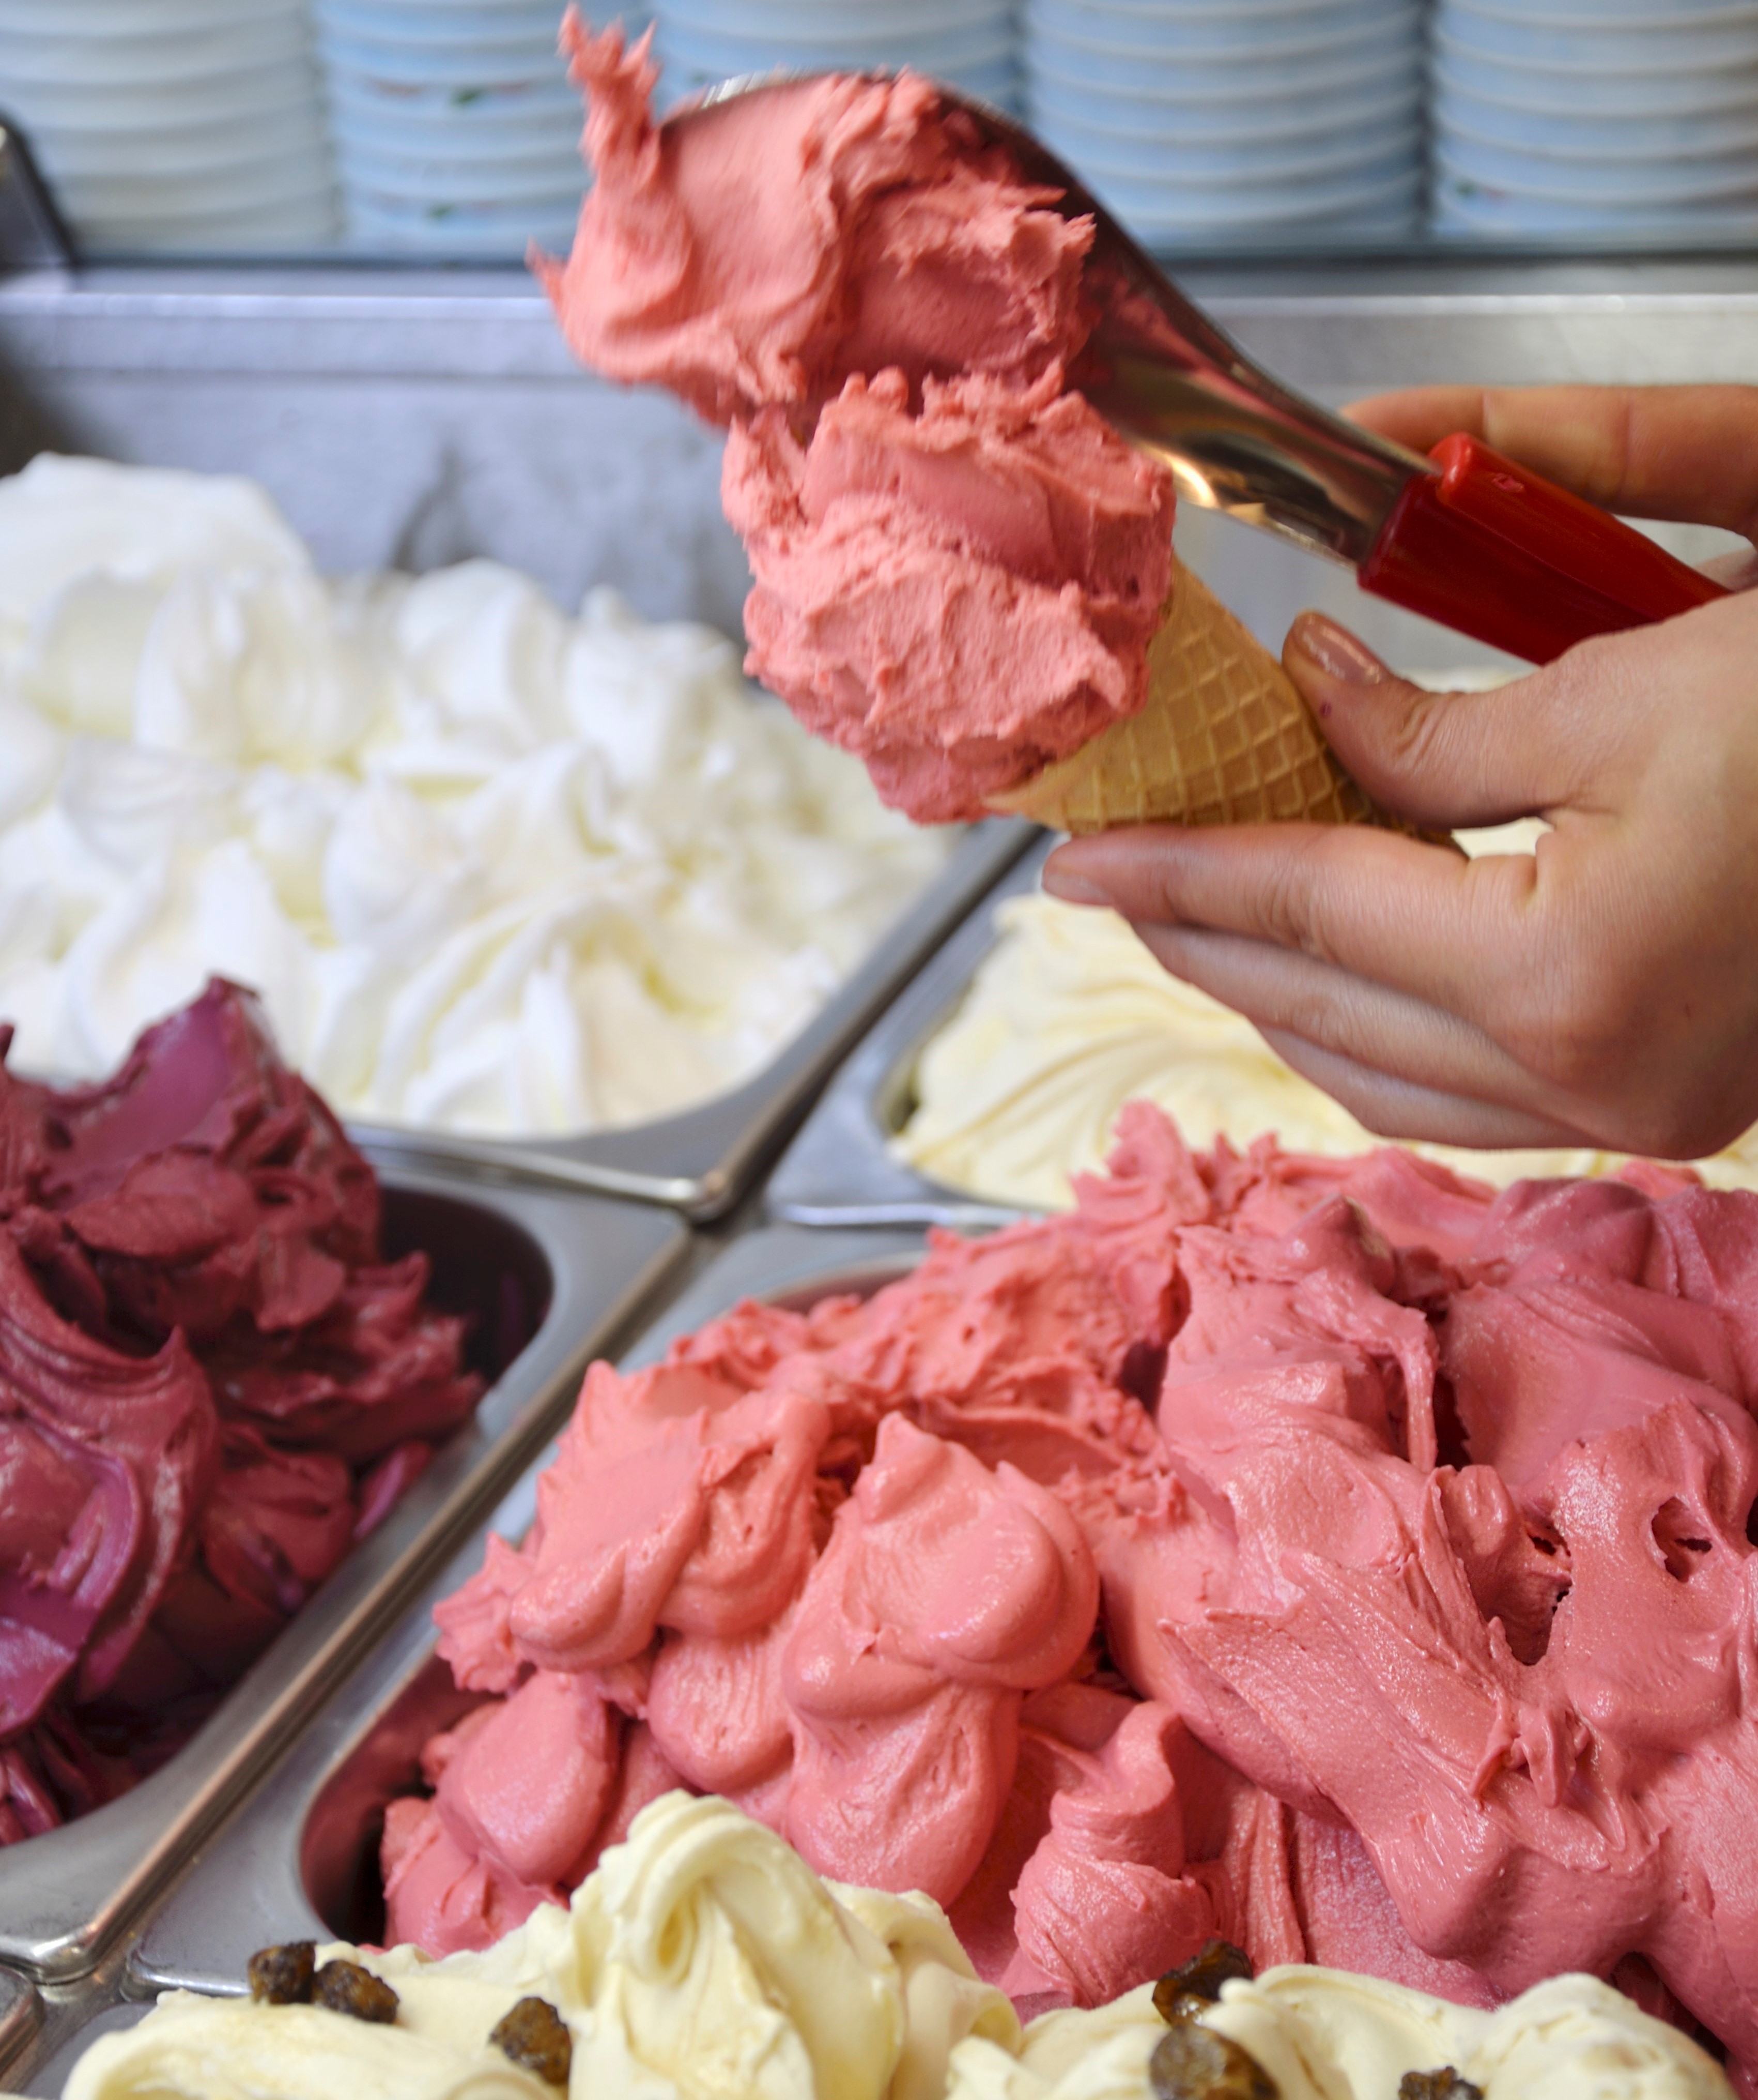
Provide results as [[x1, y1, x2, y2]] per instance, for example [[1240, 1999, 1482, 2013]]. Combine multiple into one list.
[[943, 1969, 1731, 2100], [47, 1790, 1017, 2100], [893, 888, 1758, 1212], [20, 1801, 1731, 2100]]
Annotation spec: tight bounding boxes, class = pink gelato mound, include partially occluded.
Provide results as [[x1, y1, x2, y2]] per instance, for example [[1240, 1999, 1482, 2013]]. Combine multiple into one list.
[[388, 1102, 1758, 2092], [540, 17, 1174, 822], [0, 981, 483, 1844]]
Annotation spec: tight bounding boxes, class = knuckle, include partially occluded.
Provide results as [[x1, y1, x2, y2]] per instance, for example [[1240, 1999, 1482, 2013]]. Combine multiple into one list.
[[1250, 834, 1336, 963], [1498, 945, 1642, 1093]]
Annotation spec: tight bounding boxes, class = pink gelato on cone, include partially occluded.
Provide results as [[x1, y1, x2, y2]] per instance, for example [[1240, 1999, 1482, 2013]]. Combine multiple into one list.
[[539, 18, 1176, 822]]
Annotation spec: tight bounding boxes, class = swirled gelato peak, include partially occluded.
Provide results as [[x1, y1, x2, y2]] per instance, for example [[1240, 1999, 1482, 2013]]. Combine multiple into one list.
[[387, 1102, 1758, 2088], [543, 19, 1176, 823], [539, 23, 1093, 424]]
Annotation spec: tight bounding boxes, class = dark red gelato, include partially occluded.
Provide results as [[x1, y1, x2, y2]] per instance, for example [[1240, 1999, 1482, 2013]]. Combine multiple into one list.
[[0, 980, 483, 1842]]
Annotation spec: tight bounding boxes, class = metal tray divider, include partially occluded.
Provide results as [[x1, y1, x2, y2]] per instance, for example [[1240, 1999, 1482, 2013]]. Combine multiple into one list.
[[0, 1171, 690, 1985], [766, 838, 1057, 1229], [347, 820, 1041, 1219]]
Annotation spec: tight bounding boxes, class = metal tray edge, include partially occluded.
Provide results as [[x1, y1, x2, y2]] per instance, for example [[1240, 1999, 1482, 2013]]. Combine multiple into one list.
[[765, 839, 1055, 1230]]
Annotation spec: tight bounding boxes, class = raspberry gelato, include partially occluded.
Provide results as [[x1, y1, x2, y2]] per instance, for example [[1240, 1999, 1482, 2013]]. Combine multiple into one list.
[[386, 1104, 1758, 2091], [542, 22, 1176, 823], [0, 979, 480, 1842]]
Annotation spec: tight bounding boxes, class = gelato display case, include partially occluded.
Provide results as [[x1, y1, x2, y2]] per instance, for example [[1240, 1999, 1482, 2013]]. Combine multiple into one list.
[[0, 1163, 687, 1991]]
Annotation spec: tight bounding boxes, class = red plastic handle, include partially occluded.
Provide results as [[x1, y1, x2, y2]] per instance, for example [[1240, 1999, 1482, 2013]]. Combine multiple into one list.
[[1359, 432, 1726, 664]]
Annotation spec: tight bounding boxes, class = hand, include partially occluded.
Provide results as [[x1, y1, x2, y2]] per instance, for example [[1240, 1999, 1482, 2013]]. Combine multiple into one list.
[[1042, 384, 1758, 1161]]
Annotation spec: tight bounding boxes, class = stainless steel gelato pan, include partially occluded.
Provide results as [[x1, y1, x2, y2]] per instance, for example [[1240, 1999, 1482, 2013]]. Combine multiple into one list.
[[0, 1167, 689, 1987]]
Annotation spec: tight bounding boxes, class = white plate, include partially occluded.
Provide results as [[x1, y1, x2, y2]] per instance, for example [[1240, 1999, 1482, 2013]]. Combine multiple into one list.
[[1433, 174, 1758, 232], [0, 13, 310, 86], [1437, 3, 1758, 71], [1023, 41, 1415, 117], [1435, 83, 1758, 158], [1024, 11, 1420, 90], [1435, 133, 1758, 203], [1040, 114, 1420, 182], [1029, 0, 1412, 54], [337, 144, 584, 205], [34, 102, 329, 178]]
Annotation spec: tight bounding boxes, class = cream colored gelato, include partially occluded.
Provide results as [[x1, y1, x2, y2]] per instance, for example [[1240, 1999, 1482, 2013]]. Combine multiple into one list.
[[893, 890, 1758, 1209], [945, 1970, 1733, 2100], [26, 1802, 1731, 2100], [0, 454, 949, 1137], [47, 1790, 1019, 2100]]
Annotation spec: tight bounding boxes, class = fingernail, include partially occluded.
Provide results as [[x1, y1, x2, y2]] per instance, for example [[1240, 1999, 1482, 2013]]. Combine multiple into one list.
[[1288, 612, 1390, 687], [1041, 866, 1113, 908]]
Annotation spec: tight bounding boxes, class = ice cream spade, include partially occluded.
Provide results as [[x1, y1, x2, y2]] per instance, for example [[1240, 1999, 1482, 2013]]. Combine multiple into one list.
[[685, 76, 1725, 665]]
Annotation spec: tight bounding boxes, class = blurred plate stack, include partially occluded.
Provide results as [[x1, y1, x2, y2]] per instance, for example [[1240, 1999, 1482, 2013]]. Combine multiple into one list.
[[0, 0, 337, 252], [1023, 0, 1424, 248], [1433, 0, 1758, 239], [314, 0, 612, 256], [651, 0, 1020, 116]]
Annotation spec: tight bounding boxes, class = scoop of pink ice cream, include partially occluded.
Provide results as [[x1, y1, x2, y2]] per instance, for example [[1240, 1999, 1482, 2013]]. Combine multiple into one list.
[[541, 21, 1091, 422], [728, 371, 1173, 821], [541, 17, 1177, 823]]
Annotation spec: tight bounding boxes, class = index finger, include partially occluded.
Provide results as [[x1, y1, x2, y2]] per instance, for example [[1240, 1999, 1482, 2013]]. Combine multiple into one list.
[[1042, 821, 1537, 1028], [1343, 383, 1758, 540]]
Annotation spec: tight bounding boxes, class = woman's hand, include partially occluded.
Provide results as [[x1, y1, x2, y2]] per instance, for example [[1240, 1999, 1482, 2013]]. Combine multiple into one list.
[[1042, 384, 1758, 1160]]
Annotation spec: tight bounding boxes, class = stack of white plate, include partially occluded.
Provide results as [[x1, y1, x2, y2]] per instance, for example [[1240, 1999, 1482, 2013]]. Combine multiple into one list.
[[1433, 0, 1758, 238], [314, 0, 620, 256], [1024, 0, 1424, 247], [651, 1, 1019, 116], [0, 0, 337, 252]]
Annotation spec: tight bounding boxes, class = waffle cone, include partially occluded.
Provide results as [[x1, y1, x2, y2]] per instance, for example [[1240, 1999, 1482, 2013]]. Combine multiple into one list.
[[988, 562, 1384, 833]]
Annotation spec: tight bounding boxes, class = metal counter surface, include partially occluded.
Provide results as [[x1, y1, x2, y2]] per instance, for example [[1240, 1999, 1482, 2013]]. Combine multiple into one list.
[[1, 256, 1753, 676]]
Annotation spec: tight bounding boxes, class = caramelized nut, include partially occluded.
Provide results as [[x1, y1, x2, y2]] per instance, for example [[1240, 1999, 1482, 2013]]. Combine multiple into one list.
[[489, 1996, 573, 2086], [311, 1958, 399, 2024], [246, 1941, 316, 2005], [1150, 2023, 1278, 2100], [1400, 2072, 1484, 2100], [1153, 1940, 1255, 2024]]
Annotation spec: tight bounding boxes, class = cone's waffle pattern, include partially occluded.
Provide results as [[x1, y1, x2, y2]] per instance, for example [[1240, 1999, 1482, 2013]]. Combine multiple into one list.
[[990, 564, 1381, 833]]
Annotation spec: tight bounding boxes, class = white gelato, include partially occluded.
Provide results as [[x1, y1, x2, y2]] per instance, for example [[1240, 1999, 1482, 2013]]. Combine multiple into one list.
[[893, 889, 1758, 1211], [0, 455, 950, 1137]]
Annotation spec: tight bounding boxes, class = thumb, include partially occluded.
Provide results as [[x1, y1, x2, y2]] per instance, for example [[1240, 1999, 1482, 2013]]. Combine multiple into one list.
[[1283, 612, 1571, 831]]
